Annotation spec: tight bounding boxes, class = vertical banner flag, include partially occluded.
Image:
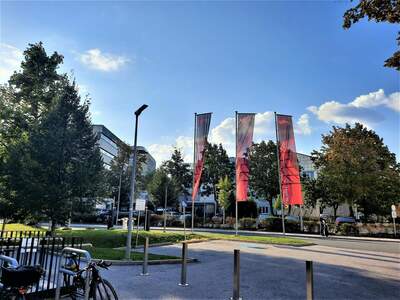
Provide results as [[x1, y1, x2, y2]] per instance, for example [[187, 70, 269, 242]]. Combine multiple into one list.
[[236, 113, 255, 201], [276, 114, 303, 205], [192, 113, 212, 201]]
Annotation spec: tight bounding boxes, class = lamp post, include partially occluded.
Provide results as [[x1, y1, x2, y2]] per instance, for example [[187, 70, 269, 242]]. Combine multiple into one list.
[[115, 167, 123, 226], [163, 173, 171, 233], [125, 104, 148, 260]]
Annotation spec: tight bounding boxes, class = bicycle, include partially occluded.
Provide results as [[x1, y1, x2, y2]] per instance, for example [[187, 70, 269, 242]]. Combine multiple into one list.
[[63, 253, 118, 300], [0, 252, 44, 300]]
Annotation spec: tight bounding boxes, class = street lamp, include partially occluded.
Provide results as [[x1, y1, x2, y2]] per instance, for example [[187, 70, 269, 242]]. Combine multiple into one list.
[[125, 104, 148, 260], [163, 173, 171, 233]]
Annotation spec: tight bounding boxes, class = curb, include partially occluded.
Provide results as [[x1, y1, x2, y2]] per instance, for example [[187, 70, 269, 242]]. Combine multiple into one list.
[[91, 257, 198, 266]]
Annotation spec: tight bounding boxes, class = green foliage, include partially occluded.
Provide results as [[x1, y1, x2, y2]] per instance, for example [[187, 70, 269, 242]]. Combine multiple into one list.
[[201, 143, 234, 198], [105, 144, 146, 211], [0, 42, 104, 229], [343, 0, 400, 70], [239, 217, 256, 230], [273, 194, 281, 211], [249, 140, 279, 213], [162, 148, 192, 196], [147, 168, 178, 208], [312, 123, 400, 219], [216, 175, 232, 212]]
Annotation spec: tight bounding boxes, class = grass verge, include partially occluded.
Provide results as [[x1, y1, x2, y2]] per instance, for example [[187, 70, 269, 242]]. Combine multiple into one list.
[[196, 232, 313, 246], [83, 246, 178, 261], [57, 229, 207, 248], [1, 223, 44, 232]]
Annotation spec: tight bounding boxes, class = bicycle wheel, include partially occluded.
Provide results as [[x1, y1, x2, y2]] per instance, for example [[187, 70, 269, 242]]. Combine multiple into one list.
[[93, 279, 118, 300], [63, 274, 81, 300]]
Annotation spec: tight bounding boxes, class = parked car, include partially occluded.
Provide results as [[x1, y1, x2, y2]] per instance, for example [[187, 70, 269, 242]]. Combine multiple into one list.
[[335, 216, 356, 225], [256, 213, 273, 227], [285, 215, 300, 222]]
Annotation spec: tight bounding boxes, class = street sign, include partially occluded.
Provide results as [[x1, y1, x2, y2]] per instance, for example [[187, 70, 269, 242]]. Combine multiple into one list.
[[181, 201, 187, 208], [392, 210, 397, 219], [135, 199, 146, 211], [391, 204, 396, 212]]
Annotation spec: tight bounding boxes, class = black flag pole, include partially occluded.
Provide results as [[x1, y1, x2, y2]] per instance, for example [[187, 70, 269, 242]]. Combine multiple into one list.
[[274, 112, 286, 235]]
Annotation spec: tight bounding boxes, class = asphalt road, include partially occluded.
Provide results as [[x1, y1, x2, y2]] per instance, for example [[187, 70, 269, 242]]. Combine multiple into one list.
[[104, 240, 400, 300]]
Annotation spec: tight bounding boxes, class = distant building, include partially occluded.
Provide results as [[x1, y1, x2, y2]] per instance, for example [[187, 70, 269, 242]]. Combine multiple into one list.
[[297, 153, 318, 179], [131, 146, 156, 175], [92, 124, 125, 168], [92, 124, 156, 175]]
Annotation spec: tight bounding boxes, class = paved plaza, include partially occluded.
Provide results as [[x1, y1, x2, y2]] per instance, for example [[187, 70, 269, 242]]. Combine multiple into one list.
[[101, 240, 400, 299]]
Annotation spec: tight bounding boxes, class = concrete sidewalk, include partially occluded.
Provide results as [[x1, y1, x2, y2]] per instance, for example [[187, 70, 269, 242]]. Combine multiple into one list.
[[101, 240, 400, 299]]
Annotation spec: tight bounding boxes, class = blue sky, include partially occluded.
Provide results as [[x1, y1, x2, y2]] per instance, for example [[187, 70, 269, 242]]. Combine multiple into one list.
[[1, 1, 399, 165]]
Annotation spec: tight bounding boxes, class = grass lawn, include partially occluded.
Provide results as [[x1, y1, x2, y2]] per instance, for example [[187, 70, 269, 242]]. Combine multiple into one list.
[[83, 246, 178, 261], [1, 223, 44, 232], [196, 232, 313, 246], [57, 229, 206, 248]]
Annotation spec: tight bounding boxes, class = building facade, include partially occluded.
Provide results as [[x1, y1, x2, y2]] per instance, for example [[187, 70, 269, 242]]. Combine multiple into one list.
[[92, 125, 123, 168], [297, 153, 318, 179], [92, 124, 156, 174]]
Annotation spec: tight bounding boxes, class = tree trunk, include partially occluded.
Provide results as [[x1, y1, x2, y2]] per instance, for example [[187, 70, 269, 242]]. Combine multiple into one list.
[[333, 204, 338, 220], [268, 199, 274, 216], [213, 185, 218, 216], [349, 205, 355, 218], [223, 209, 225, 224]]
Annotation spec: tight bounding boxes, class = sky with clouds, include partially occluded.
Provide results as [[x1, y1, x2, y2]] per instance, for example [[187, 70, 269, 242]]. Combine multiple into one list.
[[1, 1, 399, 165]]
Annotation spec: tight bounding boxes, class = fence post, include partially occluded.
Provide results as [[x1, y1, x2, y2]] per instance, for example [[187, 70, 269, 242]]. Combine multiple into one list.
[[178, 242, 189, 286], [232, 249, 241, 300], [140, 237, 149, 276], [306, 260, 314, 300]]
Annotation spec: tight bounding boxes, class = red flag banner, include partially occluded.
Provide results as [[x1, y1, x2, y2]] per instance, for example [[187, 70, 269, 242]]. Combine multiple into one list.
[[192, 113, 212, 201], [236, 113, 255, 202], [276, 114, 303, 206]]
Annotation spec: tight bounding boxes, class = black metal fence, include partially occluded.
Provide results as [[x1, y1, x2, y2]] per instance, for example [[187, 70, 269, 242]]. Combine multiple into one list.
[[0, 231, 83, 295]]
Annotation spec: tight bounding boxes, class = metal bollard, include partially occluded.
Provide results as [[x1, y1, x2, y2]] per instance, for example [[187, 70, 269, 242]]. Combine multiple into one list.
[[178, 242, 189, 286], [140, 237, 149, 275], [232, 249, 241, 300], [306, 260, 314, 300]]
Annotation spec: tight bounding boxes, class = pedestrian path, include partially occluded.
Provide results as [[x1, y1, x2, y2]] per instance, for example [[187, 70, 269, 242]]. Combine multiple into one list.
[[102, 240, 400, 299]]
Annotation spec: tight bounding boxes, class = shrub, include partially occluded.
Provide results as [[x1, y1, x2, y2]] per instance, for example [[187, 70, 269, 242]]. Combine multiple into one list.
[[239, 218, 256, 230], [150, 215, 164, 226], [336, 223, 358, 236], [303, 220, 320, 234], [225, 217, 236, 226], [259, 217, 282, 231]]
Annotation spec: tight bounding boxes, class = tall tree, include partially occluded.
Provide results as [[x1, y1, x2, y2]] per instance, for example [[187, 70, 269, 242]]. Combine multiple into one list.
[[163, 148, 192, 196], [0, 43, 105, 231], [343, 0, 400, 70], [147, 168, 178, 208], [106, 144, 146, 210], [248, 140, 280, 214], [312, 123, 400, 219], [201, 143, 234, 209]]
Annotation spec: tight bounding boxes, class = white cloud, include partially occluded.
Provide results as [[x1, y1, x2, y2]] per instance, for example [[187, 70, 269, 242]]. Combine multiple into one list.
[[148, 112, 311, 166], [308, 89, 398, 127], [0, 43, 23, 83], [148, 135, 193, 167], [79, 49, 130, 71], [387, 92, 400, 112], [295, 113, 312, 135]]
